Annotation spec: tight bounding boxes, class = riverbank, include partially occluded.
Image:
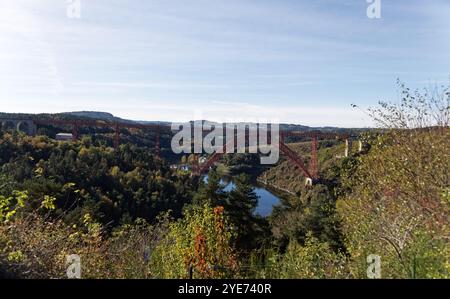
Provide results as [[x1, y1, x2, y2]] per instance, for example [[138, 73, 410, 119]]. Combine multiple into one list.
[[204, 173, 286, 217], [256, 178, 296, 196]]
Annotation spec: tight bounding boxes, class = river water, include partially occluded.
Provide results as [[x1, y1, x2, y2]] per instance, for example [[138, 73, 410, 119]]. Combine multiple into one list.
[[204, 176, 282, 217]]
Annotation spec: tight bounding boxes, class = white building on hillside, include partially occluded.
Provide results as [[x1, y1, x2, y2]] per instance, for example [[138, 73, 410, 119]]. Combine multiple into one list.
[[55, 133, 73, 141]]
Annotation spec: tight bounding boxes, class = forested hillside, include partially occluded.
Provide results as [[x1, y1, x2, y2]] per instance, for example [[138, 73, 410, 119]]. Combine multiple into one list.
[[0, 83, 448, 279], [257, 140, 350, 194]]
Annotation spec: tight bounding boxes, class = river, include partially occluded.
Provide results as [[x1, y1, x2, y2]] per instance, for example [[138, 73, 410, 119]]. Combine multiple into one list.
[[203, 175, 283, 217]]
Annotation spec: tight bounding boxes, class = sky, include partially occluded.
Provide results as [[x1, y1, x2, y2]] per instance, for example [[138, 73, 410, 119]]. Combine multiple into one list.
[[0, 0, 449, 127]]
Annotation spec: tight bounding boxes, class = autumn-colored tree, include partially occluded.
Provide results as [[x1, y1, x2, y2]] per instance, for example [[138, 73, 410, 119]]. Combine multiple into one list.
[[150, 203, 237, 278], [337, 81, 449, 278]]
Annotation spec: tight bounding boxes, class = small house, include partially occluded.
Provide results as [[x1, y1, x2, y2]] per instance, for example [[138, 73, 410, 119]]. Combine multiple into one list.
[[55, 133, 73, 141]]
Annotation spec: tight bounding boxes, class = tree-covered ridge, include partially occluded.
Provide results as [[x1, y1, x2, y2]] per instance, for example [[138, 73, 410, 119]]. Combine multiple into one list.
[[257, 140, 351, 194], [0, 133, 195, 226], [0, 81, 448, 279]]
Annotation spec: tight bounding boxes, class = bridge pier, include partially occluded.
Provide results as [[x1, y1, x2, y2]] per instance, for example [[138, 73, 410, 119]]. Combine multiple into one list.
[[0, 119, 37, 136], [114, 124, 120, 149], [29, 122, 37, 135], [191, 154, 199, 176], [344, 139, 352, 157], [72, 122, 79, 141], [155, 126, 161, 157], [309, 136, 318, 179]]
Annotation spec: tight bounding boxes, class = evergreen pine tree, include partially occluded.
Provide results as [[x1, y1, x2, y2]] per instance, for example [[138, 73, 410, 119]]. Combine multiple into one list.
[[226, 174, 261, 250], [193, 168, 227, 206]]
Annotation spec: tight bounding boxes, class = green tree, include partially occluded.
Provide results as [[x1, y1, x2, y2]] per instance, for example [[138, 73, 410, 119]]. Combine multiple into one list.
[[150, 204, 237, 278], [225, 174, 262, 250], [271, 184, 344, 252], [337, 81, 449, 278], [193, 168, 226, 206]]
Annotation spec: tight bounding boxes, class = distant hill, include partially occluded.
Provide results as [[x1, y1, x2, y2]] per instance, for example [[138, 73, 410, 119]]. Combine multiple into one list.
[[63, 111, 117, 121], [0, 111, 365, 133], [0, 111, 170, 126], [63, 111, 174, 126]]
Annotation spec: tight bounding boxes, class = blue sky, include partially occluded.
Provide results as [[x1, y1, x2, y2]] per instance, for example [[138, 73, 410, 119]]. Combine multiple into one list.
[[0, 0, 449, 127]]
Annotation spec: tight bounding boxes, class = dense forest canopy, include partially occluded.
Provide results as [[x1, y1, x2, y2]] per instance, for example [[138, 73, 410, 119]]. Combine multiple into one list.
[[0, 82, 448, 279]]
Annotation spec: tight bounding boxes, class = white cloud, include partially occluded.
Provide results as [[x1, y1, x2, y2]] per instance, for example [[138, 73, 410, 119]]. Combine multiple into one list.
[[0, 0, 447, 128]]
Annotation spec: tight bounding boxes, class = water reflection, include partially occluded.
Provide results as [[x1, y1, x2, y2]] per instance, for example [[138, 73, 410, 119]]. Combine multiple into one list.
[[203, 175, 281, 217]]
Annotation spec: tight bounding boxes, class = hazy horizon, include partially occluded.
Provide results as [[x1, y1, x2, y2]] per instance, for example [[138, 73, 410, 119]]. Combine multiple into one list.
[[1, 0, 449, 127], [0, 109, 372, 128]]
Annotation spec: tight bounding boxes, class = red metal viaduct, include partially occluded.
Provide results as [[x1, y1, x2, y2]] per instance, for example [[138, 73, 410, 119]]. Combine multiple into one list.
[[0, 118, 361, 184]]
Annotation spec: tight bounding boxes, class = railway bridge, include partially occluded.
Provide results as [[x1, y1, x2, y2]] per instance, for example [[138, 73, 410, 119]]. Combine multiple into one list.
[[0, 118, 362, 184], [190, 129, 362, 185], [0, 119, 37, 136]]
